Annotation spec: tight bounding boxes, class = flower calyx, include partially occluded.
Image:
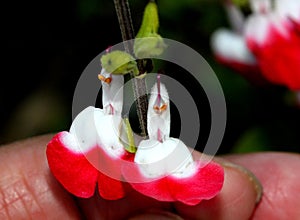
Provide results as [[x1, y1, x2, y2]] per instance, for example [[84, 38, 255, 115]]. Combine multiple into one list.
[[134, 1, 166, 59], [100, 50, 139, 76]]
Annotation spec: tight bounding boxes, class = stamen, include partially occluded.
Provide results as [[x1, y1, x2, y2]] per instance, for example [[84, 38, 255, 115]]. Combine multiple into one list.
[[153, 103, 167, 113], [98, 74, 112, 84], [153, 74, 167, 114]]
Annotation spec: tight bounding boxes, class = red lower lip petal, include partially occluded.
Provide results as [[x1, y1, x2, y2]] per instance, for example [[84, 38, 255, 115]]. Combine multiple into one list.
[[47, 131, 134, 200], [46, 132, 98, 198], [122, 160, 224, 205], [95, 145, 134, 200]]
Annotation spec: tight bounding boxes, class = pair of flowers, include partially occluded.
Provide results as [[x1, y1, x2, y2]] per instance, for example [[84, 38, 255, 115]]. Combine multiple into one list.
[[46, 68, 224, 205], [211, 0, 300, 90]]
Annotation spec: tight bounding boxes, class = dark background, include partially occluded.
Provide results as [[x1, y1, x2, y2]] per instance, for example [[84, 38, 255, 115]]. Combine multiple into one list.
[[1, 0, 299, 153]]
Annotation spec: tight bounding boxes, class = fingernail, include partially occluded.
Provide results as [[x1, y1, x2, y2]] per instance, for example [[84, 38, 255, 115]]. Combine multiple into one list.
[[219, 160, 263, 204], [128, 210, 183, 220]]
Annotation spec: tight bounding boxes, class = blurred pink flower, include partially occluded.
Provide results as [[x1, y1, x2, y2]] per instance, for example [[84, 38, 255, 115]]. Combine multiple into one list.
[[211, 0, 300, 90]]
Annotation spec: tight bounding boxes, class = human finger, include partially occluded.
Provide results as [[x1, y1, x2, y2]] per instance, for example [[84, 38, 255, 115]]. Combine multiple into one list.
[[225, 152, 300, 219], [174, 152, 262, 220], [0, 135, 82, 219]]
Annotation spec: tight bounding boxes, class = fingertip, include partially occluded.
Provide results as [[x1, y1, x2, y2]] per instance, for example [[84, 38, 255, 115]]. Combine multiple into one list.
[[175, 160, 260, 220], [220, 160, 263, 204], [0, 134, 81, 219], [225, 152, 300, 219]]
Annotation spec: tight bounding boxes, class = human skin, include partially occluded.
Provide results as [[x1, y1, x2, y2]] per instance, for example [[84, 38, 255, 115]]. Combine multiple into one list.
[[0, 134, 299, 219]]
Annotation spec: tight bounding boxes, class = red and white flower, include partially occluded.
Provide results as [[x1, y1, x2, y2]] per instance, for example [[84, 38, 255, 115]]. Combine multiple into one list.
[[211, 0, 300, 90], [122, 76, 224, 206], [46, 69, 134, 199], [47, 68, 224, 204], [211, 2, 260, 79]]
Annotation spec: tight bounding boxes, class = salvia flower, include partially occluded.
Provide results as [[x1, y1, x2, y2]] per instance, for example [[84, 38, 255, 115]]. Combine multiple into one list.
[[46, 68, 134, 200], [211, 0, 300, 90], [122, 76, 224, 206], [47, 69, 224, 204]]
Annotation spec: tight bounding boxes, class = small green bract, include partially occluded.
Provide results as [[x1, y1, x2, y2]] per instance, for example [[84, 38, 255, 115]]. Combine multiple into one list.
[[134, 2, 166, 58], [101, 50, 139, 75]]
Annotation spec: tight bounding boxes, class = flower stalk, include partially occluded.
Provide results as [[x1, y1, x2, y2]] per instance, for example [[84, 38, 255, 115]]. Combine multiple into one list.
[[113, 0, 148, 137]]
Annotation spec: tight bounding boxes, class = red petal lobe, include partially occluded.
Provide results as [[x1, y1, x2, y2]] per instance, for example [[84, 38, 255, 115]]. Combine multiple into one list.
[[122, 160, 224, 205], [46, 132, 99, 198], [97, 171, 126, 200]]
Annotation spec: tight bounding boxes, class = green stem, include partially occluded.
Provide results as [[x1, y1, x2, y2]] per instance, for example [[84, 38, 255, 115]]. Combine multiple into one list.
[[113, 0, 135, 52], [113, 0, 148, 137]]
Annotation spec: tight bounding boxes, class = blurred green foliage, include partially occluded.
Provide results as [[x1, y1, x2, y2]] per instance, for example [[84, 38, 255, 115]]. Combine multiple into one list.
[[232, 0, 249, 8], [1, 0, 299, 154]]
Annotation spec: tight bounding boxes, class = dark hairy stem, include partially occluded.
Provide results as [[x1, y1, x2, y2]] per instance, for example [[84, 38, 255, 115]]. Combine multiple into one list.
[[113, 0, 148, 137], [113, 0, 135, 52]]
